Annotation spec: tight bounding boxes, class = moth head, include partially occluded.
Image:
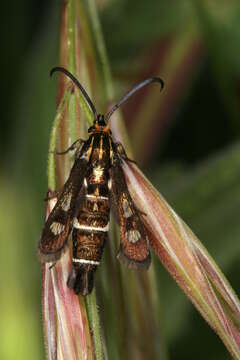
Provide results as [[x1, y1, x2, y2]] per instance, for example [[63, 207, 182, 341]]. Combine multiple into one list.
[[88, 114, 111, 134]]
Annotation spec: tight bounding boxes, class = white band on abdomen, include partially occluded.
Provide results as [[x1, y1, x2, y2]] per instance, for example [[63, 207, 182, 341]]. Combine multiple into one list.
[[72, 258, 100, 266], [73, 218, 109, 232]]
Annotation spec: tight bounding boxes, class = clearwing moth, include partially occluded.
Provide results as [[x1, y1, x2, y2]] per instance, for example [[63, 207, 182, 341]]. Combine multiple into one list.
[[38, 67, 164, 296]]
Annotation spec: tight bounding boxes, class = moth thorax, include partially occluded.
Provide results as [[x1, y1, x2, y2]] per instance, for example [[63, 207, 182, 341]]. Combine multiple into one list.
[[92, 146, 107, 159]]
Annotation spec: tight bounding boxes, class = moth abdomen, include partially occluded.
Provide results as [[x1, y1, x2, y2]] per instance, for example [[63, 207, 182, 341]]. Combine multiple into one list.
[[67, 265, 96, 296], [68, 230, 107, 295], [69, 162, 110, 295]]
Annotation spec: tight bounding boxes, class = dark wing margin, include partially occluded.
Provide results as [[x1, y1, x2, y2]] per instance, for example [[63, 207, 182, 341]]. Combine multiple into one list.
[[37, 156, 88, 263], [110, 162, 151, 269]]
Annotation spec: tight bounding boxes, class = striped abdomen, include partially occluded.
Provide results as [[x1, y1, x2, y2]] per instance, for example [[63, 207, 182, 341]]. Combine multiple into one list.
[[67, 164, 110, 295]]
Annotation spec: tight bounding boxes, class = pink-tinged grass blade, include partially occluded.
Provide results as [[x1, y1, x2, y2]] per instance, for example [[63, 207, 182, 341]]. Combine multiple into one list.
[[42, 269, 56, 360], [42, 196, 58, 360], [51, 252, 88, 360], [41, 195, 93, 360], [123, 161, 240, 359]]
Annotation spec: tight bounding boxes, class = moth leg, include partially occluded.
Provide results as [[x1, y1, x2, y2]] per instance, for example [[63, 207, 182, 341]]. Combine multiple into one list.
[[55, 138, 84, 155], [44, 190, 58, 202], [49, 262, 56, 270], [124, 157, 137, 164], [136, 208, 147, 217], [115, 142, 137, 164]]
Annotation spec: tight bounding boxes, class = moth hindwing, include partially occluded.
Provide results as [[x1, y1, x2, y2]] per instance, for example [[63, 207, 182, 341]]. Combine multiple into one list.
[[39, 66, 163, 295]]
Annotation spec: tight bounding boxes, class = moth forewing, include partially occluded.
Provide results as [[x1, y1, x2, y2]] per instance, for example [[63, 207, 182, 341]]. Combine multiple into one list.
[[38, 149, 89, 263], [37, 215, 71, 263], [110, 161, 151, 269]]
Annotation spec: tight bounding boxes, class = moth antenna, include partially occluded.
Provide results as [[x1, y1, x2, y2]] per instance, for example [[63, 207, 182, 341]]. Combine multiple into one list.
[[50, 67, 98, 121], [105, 77, 164, 123]]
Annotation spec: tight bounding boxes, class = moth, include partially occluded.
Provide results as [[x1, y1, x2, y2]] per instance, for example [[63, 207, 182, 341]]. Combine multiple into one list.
[[38, 67, 164, 296]]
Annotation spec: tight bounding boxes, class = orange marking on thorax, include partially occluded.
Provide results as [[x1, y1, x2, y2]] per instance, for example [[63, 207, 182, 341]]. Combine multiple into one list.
[[103, 124, 110, 133]]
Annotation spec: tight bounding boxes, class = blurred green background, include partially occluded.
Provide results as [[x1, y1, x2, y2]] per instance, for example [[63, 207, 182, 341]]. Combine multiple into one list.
[[1, 0, 240, 359]]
